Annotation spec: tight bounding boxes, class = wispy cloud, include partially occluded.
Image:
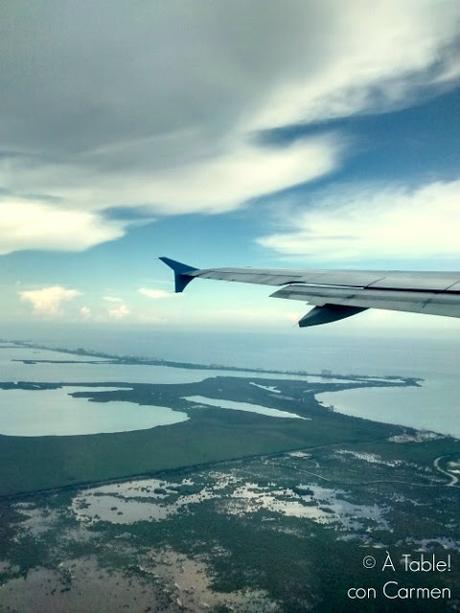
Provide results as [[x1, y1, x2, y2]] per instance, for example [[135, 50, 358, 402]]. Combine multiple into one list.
[[251, 2, 460, 129], [0, 2, 459, 254], [258, 179, 460, 261], [0, 136, 342, 240], [20, 286, 81, 316], [0, 198, 123, 255], [103, 295, 123, 303]]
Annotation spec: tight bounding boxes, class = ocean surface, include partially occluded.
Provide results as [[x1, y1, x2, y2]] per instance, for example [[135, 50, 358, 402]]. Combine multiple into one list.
[[0, 346, 348, 385]]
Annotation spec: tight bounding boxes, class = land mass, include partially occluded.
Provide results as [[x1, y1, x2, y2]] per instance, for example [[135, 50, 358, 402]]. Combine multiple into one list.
[[0, 342, 459, 612]]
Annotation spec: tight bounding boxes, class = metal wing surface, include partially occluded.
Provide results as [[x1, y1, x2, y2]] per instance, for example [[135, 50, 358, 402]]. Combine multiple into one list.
[[160, 257, 460, 328]]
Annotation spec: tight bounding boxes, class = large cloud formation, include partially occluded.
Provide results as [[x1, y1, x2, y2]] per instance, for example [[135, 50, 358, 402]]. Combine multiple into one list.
[[258, 180, 460, 261], [1, 1, 460, 254], [20, 286, 81, 315]]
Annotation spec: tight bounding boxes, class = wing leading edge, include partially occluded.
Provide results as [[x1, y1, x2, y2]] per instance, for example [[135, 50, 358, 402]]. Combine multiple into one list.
[[159, 257, 460, 328]]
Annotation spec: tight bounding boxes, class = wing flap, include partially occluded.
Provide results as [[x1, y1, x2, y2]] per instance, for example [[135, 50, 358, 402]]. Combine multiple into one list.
[[271, 284, 460, 319]]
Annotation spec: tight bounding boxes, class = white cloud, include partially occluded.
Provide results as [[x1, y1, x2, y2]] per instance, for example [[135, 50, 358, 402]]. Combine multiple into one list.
[[103, 295, 123, 303], [138, 288, 174, 299], [80, 306, 91, 319], [0, 198, 123, 255], [257, 179, 460, 261], [251, 1, 460, 128], [129, 137, 339, 214], [0, 2, 459, 254], [108, 303, 130, 319], [20, 286, 81, 316], [1, 136, 342, 217]]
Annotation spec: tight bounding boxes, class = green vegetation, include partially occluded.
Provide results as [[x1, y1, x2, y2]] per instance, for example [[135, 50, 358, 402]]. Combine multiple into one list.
[[0, 377, 409, 496]]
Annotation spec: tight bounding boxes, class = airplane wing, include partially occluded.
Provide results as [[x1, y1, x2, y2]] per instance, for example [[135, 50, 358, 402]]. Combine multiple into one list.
[[159, 257, 460, 328]]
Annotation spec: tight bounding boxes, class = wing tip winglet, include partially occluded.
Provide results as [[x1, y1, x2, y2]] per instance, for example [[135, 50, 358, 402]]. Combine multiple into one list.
[[159, 256, 198, 293]]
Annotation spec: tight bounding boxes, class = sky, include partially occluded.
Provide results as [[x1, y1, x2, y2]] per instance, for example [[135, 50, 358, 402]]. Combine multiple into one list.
[[1, 0, 460, 336]]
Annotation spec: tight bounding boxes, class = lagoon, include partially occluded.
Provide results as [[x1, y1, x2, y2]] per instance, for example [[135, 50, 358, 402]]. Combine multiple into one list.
[[0, 386, 189, 436], [183, 395, 307, 420]]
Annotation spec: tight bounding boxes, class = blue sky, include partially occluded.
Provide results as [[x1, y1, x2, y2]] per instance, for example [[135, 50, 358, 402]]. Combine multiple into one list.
[[1, 1, 460, 334]]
